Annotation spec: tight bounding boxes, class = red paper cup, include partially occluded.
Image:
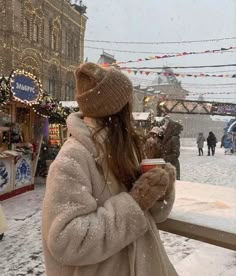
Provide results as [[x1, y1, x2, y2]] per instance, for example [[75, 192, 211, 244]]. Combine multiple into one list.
[[141, 159, 166, 173]]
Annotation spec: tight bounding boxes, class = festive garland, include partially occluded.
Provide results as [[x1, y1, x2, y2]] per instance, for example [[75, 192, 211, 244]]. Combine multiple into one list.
[[0, 77, 11, 106], [0, 73, 77, 124], [122, 69, 236, 78], [101, 46, 236, 66], [33, 91, 79, 124]]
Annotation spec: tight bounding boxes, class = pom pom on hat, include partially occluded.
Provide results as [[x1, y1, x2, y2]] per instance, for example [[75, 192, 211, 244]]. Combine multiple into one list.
[[75, 62, 133, 118]]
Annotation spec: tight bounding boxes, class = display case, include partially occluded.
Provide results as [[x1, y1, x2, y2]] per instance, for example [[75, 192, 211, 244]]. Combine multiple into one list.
[[0, 70, 45, 200], [0, 106, 12, 151], [49, 124, 62, 146]]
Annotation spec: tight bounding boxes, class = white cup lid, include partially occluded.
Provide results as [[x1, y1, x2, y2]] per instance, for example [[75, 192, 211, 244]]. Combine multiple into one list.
[[141, 158, 166, 165]]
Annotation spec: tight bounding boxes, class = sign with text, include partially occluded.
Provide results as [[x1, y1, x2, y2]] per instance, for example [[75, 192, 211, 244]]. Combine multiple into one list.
[[11, 72, 40, 103], [212, 104, 236, 115]]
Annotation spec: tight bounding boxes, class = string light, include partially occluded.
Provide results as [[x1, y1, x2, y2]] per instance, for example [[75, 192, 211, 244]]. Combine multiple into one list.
[[1, 0, 87, 105], [0, 71, 77, 123]]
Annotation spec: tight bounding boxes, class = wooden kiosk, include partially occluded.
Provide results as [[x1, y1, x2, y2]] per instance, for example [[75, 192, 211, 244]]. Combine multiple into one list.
[[0, 70, 46, 200]]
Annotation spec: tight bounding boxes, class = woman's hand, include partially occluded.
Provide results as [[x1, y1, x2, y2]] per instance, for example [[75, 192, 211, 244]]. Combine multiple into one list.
[[129, 167, 169, 211]]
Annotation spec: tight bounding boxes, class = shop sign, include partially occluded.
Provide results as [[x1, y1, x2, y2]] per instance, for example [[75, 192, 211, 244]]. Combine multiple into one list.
[[213, 104, 236, 115], [11, 72, 40, 103]]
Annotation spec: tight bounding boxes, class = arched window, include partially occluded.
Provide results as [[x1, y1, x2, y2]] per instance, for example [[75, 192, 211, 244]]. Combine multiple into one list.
[[33, 23, 39, 42], [50, 18, 61, 51], [74, 44, 77, 60], [67, 40, 72, 58], [24, 18, 30, 39], [52, 33, 57, 50], [65, 83, 70, 101], [48, 65, 59, 98], [49, 78, 56, 97], [64, 80, 75, 100]]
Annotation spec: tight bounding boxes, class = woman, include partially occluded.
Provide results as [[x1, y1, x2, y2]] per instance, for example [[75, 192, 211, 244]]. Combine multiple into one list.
[[196, 132, 205, 156], [42, 63, 178, 276], [145, 126, 163, 159]]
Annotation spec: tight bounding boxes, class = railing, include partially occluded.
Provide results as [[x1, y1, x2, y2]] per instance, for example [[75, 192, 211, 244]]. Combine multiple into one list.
[[158, 218, 236, 251], [157, 181, 236, 251]]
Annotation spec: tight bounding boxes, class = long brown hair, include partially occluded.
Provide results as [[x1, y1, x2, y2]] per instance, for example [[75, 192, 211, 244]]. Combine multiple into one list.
[[92, 103, 144, 191]]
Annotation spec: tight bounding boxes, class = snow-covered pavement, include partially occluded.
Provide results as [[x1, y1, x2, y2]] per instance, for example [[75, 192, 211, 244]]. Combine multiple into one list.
[[0, 144, 236, 275], [0, 184, 45, 275], [180, 143, 236, 188]]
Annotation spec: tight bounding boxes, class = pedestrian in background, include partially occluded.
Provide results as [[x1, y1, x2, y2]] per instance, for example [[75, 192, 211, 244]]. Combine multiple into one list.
[[207, 131, 217, 156], [0, 204, 8, 240], [196, 132, 205, 156], [144, 126, 163, 159], [221, 133, 233, 155], [161, 119, 182, 180], [42, 63, 178, 276]]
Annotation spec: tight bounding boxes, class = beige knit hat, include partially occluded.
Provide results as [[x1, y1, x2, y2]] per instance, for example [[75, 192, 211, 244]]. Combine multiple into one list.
[[75, 62, 133, 118], [150, 126, 162, 135]]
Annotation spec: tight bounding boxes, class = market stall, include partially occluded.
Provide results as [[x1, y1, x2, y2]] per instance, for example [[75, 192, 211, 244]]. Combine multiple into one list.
[[34, 100, 78, 177], [132, 112, 151, 135], [0, 70, 46, 200], [46, 101, 78, 164], [0, 70, 75, 198], [59, 101, 78, 143]]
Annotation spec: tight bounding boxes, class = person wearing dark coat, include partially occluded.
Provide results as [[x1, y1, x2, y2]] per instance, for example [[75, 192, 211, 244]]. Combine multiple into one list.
[[207, 131, 217, 156], [162, 120, 182, 180]]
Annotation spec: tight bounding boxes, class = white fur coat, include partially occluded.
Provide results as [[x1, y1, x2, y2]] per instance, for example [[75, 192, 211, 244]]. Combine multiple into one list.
[[0, 204, 8, 234], [42, 112, 178, 276]]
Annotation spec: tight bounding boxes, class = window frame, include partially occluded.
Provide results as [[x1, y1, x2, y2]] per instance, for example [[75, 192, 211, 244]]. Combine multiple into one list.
[[24, 17, 30, 39]]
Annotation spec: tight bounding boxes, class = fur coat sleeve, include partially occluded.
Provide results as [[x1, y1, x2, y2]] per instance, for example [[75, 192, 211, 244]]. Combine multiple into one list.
[[0, 205, 8, 234], [42, 142, 148, 267]]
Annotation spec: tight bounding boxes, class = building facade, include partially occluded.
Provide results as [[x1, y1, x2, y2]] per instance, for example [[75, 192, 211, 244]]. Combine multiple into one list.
[[97, 51, 116, 65], [133, 68, 189, 114], [0, 0, 87, 100]]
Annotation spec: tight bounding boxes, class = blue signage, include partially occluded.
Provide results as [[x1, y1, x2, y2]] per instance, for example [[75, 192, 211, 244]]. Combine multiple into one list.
[[214, 104, 236, 115], [11, 73, 39, 102]]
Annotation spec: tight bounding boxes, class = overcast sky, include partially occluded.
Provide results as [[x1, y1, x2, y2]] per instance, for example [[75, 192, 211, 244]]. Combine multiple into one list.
[[76, 0, 236, 102]]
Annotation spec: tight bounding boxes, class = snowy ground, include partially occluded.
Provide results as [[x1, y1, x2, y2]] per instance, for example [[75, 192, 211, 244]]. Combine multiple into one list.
[[1, 141, 236, 275], [180, 140, 236, 188]]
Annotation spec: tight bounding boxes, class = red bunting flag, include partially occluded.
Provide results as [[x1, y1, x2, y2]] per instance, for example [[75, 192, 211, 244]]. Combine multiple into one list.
[[109, 46, 236, 66], [121, 69, 236, 78]]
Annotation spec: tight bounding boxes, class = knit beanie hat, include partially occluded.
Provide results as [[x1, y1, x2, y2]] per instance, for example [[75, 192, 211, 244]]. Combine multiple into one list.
[[150, 126, 162, 135], [75, 62, 133, 118]]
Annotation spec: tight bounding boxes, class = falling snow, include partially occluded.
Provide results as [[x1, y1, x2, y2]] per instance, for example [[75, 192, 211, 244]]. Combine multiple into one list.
[[0, 141, 235, 275]]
